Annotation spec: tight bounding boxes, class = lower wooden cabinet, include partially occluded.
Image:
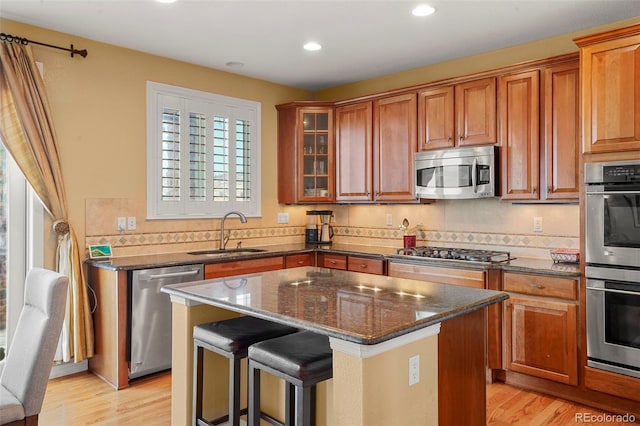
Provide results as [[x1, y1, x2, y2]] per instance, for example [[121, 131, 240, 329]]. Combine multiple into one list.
[[318, 252, 385, 275], [285, 252, 315, 268], [317, 252, 347, 270], [503, 272, 578, 385], [387, 261, 485, 288], [204, 256, 284, 279]]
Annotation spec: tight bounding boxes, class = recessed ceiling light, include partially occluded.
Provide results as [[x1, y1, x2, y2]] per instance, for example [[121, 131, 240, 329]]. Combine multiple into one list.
[[412, 4, 435, 17], [303, 42, 322, 51]]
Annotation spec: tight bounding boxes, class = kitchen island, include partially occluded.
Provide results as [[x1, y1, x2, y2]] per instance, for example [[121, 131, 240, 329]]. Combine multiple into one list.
[[162, 266, 508, 425]]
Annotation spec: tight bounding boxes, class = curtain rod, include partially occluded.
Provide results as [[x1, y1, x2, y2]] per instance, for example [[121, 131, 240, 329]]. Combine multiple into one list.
[[0, 32, 88, 58]]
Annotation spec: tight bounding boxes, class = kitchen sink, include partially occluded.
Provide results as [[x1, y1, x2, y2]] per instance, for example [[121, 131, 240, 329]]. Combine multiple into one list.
[[187, 248, 267, 256]]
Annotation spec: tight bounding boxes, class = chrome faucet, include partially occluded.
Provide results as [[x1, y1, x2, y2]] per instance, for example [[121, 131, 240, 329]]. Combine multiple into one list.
[[219, 211, 247, 250]]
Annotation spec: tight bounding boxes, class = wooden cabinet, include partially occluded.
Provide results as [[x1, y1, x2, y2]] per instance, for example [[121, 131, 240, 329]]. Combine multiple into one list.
[[285, 252, 315, 268], [276, 102, 335, 203], [500, 58, 579, 202], [346, 255, 385, 275], [575, 24, 640, 154], [418, 77, 497, 150], [335, 102, 373, 201], [373, 93, 418, 201], [317, 252, 348, 270], [204, 256, 284, 279], [502, 272, 578, 385], [499, 70, 540, 200], [387, 261, 485, 288], [336, 93, 417, 202], [541, 61, 580, 200], [318, 252, 385, 275]]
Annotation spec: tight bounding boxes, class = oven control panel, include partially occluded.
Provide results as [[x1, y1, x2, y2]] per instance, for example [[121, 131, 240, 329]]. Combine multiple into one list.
[[603, 164, 640, 183]]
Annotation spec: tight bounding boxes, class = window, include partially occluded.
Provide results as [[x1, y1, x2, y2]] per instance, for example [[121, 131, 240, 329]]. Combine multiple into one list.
[[0, 142, 43, 357], [146, 82, 261, 219]]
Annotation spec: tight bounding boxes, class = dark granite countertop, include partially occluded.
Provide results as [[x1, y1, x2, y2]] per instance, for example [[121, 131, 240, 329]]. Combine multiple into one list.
[[86, 243, 313, 270], [161, 266, 509, 345], [87, 242, 580, 278]]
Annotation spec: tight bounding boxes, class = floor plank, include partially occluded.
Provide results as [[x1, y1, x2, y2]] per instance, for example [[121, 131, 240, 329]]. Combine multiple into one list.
[[41, 372, 624, 425]]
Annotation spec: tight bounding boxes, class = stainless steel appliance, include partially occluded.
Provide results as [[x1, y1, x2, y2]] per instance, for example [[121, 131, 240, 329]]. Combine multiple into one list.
[[305, 210, 334, 244], [585, 160, 640, 267], [415, 145, 498, 199], [586, 266, 640, 378], [394, 246, 511, 264], [129, 264, 204, 379], [585, 160, 640, 378]]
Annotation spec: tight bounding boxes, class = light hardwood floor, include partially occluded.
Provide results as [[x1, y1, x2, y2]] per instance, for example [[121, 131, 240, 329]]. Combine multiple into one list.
[[40, 372, 620, 425]]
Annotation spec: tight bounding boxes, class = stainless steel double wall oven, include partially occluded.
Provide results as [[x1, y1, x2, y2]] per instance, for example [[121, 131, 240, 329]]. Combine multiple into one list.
[[585, 160, 640, 379]]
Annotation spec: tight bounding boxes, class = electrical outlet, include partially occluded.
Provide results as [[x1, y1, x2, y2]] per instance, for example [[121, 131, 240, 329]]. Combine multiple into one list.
[[117, 217, 126, 232], [409, 355, 420, 386], [386, 214, 393, 227], [533, 217, 543, 233], [277, 212, 289, 224], [127, 216, 137, 231]]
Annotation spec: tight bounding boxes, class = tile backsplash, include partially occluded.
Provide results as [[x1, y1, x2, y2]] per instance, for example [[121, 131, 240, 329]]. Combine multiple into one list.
[[86, 198, 579, 259]]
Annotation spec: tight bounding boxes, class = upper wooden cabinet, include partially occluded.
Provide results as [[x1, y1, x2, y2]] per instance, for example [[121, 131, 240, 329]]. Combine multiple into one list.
[[500, 58, 579, 202], [499, 70, 540, 200], [336, 93, 417, 202], [276, 102, 335, 204], [335, 101, 373, 201], [373, 93, 418, 202], [418, 77, 497, 150], [575, 24, 640, 154], [542, 61, 580, 200]]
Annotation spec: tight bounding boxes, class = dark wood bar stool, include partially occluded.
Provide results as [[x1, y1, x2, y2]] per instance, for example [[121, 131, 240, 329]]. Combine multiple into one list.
[[247, 331, 333, 426], [193, 316, 298, 426]]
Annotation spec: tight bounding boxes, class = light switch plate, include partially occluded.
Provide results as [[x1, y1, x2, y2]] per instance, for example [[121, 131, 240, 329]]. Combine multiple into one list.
[[117, 217, 126, 232], [277, 212, 289, 224], [409, 355, 420, 386], [533, 217, 543, 233]]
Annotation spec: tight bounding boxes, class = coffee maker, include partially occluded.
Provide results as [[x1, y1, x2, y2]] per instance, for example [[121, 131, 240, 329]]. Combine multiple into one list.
[[305, 210, 334, 244]]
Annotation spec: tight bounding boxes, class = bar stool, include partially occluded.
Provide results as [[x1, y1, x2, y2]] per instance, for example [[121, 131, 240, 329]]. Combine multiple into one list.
[[247, 331, 333, 426], [193, 316, 298, 426]]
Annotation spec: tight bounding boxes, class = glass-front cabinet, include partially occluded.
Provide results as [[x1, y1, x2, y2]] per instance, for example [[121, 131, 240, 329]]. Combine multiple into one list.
[[276, 102, 334, 204], [301, 111, 331, 199]]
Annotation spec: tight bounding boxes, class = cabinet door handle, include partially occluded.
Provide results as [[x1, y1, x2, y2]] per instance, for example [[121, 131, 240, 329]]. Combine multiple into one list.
[[532, 186, 537, 194], [548, 186, 552, 194]]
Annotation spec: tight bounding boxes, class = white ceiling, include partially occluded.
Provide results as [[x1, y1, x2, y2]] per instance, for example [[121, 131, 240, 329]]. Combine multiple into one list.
[[1, 0, 639, 91]]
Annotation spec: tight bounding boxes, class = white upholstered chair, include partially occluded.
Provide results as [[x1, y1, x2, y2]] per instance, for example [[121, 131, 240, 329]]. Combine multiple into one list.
[[0, 268, 68, 426]]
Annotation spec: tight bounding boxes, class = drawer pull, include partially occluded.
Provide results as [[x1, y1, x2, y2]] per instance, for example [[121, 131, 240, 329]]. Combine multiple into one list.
[[329, 260, 337, 264], [532, 284, 544, 289], [359, 264, 368, 268], [297, 261, 304, 265]]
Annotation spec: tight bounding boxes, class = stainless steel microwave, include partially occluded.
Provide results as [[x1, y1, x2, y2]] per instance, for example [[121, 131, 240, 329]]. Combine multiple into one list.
[[415, 145, 498, 199]]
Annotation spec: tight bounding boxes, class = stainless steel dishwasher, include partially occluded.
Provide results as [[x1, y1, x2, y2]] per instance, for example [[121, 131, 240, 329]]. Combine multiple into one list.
[[128, 264, 204, 379]]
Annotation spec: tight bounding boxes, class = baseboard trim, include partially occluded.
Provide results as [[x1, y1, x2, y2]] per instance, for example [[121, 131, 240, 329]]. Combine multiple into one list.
[[50, 359, 88, 379]]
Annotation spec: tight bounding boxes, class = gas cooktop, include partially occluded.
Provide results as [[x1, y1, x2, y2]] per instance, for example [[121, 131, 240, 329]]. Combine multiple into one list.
[[395, 246, 512, 264]]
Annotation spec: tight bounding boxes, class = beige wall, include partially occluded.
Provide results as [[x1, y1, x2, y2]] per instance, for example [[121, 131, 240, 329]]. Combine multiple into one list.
[[2, 16, 640, 262], [315, 16, 640, 102], [0, 18, 310, 260]]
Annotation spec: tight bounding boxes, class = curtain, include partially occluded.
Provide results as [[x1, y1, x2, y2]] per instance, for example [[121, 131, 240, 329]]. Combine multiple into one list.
[[0, 39, 94, 362]]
